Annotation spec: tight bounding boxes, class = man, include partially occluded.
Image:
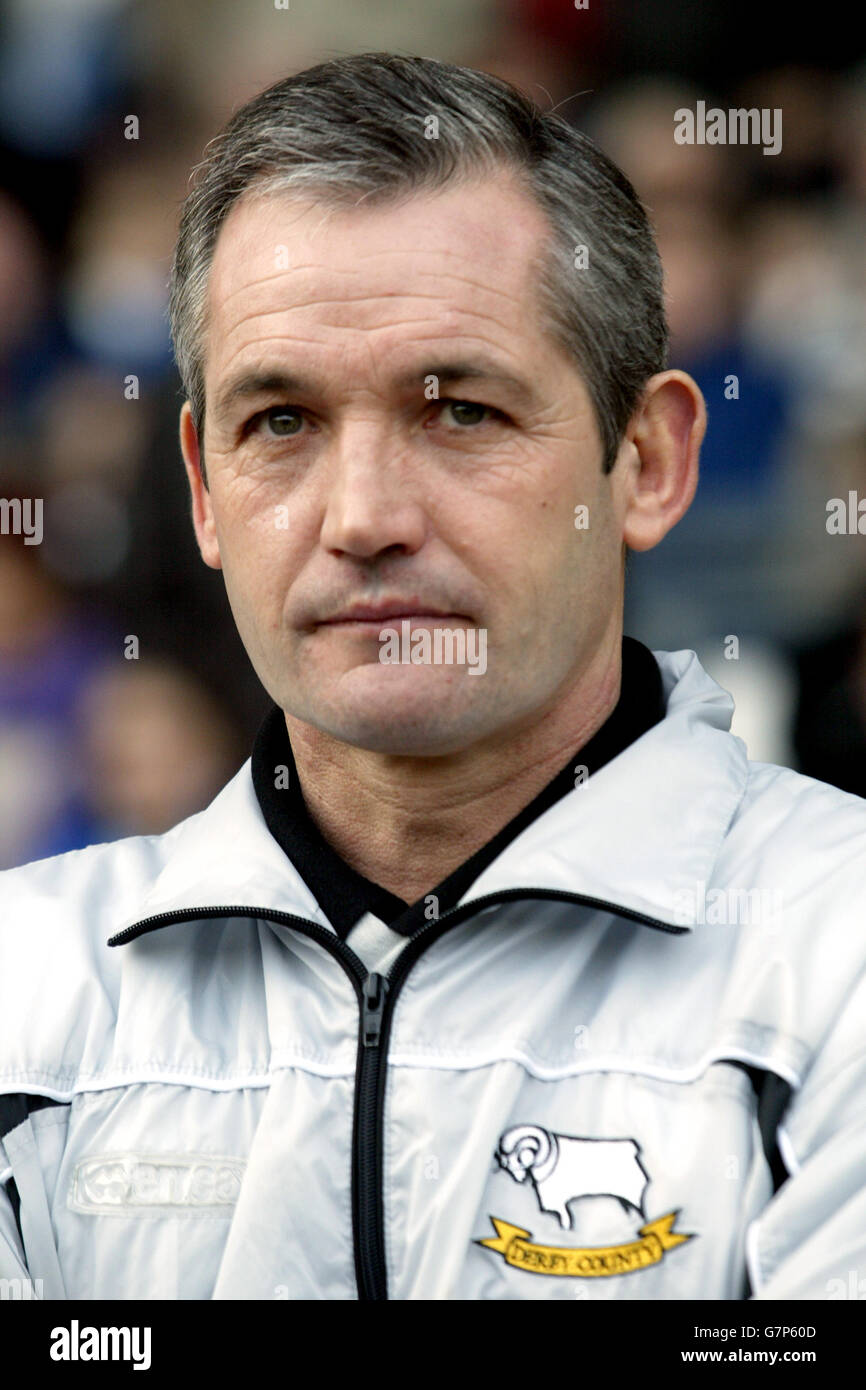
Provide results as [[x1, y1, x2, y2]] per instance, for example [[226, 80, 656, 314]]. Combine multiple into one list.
[[1, 53, 865, 1302]]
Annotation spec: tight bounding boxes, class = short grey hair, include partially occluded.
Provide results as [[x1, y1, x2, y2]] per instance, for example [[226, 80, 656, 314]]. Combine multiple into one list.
[[168, 52, 668, 475]]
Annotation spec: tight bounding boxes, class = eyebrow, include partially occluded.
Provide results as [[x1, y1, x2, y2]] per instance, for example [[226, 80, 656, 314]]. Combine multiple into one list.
[[394, 360, 536, 404], [212, 370, 315, 426], [211, 358, 536, 426]]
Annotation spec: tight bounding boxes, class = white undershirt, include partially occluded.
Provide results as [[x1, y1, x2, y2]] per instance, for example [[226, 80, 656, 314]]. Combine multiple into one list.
[[342, 909, 413, 975]]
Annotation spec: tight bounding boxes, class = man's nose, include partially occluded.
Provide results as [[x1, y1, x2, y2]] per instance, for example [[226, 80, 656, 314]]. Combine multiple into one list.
[[318, 420, 428, 559]]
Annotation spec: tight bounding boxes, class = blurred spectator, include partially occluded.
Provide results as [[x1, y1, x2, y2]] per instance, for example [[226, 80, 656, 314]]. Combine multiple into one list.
[[139, 0, 501, 131], [63, 151, 186, 376], [585, 76, 747, 211], [0, 192, 69, 432], [75, 657, 244, 840], [102, 376, 272, 743], [793, 598, 866, 798], [0, 0, 132, 159], [591, 80, 795, 651], [0, 479, 118, 867], [0, 475, 244, 863]]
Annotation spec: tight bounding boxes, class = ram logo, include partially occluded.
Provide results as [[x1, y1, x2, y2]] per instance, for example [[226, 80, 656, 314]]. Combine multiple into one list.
[[494, 1124, 649, 1230]]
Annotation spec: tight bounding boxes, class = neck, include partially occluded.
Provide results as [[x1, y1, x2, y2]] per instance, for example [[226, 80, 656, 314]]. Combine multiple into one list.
[[283, 635, 623, 905]]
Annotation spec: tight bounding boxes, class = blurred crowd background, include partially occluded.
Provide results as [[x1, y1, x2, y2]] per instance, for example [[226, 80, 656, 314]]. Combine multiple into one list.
[[1, 0, 866, 869]]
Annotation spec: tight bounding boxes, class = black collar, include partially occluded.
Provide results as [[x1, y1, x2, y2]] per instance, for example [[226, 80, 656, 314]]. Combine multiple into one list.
[[251, 636, 665, 940]]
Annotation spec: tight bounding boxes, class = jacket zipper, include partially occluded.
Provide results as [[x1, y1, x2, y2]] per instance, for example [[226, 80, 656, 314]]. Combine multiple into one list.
[[108, 889, 685, 1299]]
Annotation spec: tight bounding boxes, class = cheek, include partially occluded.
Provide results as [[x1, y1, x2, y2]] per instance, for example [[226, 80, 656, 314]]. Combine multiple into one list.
[[212, 511, 294, 637], [210, 472, 274, 540], [531, 489, 619, 623], [211, 470, 282, 558]]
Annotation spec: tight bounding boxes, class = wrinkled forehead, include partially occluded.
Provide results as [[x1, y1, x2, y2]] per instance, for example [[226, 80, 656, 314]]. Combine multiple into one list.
[[204, 172, 554, 351]]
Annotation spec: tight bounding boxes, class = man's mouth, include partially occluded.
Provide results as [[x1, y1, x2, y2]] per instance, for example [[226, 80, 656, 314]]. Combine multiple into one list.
[[319, 601, 467, 626]]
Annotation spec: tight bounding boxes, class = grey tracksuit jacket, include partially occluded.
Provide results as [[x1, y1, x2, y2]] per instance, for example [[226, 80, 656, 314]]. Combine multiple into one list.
[[1, 648, 865, 1300]]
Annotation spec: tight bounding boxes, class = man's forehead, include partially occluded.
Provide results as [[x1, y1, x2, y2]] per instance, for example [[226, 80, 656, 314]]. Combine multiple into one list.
[[206, 172, 552, 326]]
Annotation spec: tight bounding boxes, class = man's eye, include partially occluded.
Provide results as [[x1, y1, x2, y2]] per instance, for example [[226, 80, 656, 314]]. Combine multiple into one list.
[[252, 406, 305, 438], [440, 399, 495, 427]]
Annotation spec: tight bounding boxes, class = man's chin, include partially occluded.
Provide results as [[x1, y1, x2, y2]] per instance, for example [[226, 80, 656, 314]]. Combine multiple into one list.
[[287, 666, 491, 756]]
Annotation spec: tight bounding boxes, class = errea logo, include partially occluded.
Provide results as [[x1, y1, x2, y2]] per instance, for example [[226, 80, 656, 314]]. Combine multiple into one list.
[[69, 1153, 245, 1216]]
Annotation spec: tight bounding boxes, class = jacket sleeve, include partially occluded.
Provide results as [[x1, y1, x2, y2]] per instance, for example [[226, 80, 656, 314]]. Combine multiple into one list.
[[746, 963, 866, 1299]]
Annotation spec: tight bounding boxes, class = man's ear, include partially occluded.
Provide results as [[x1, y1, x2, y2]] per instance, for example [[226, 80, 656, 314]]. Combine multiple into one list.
[[617, 370, 705, 553], [180, 402, 222, 570]]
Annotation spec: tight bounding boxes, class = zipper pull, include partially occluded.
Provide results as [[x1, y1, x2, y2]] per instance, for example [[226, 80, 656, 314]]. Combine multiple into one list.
[[361, 972, 389, 1047]]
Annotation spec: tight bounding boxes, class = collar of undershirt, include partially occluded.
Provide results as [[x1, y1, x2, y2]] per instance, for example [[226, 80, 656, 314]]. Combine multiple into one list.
[[251, 635, 665, 940]]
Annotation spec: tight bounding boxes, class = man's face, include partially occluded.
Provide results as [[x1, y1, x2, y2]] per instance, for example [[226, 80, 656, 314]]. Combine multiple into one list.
[[188, 171, 635, 756]]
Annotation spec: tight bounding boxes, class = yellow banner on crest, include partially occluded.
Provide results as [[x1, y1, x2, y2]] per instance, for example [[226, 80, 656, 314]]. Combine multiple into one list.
[[477, 1210, 693, 1277]]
